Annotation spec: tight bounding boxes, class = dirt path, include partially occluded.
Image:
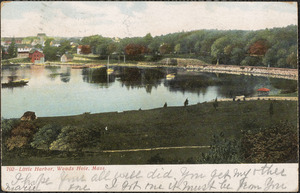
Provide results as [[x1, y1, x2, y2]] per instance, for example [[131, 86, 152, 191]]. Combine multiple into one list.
[[100, 145, 210, 153]]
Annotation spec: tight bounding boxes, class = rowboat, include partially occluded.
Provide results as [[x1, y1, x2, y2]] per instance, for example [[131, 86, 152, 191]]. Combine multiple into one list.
[[166, 73, 175, 79], [2, 79, 29, 88]]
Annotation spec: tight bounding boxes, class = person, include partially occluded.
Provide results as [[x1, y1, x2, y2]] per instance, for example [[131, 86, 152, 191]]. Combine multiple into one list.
[[184, 98, 189, 106]]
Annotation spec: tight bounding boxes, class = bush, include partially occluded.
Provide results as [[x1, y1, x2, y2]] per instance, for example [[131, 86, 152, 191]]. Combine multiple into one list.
[[1, 118, 20, 139], [241, 121, 298, 163], [200, 132, 242, 163], [31, 124, 62, 150], [4, 121, 38, 151], [50, 125, 101, 151], [6, 136, 29, 151]]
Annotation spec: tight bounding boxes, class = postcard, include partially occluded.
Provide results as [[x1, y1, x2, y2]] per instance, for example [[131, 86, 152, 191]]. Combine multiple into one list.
[[1, 1, 298, 192]]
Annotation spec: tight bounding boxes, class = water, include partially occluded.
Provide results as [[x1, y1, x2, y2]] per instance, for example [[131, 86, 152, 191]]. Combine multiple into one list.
[[1, 65, 296, 118]]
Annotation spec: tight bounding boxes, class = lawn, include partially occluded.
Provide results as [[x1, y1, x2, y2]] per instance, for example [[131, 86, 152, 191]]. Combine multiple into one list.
[[2, 100, 297, 165]]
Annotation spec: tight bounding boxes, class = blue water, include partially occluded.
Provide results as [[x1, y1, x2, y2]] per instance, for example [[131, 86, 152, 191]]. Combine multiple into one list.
[[1, 65, 289, 118]]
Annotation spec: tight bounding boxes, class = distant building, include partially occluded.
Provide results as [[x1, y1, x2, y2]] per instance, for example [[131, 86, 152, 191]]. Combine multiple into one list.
[[29, 49, 45, 64], [61, 53, 74, 63], [50, 40, 61, 47], [257, 88, 270, 96], [1, 37, 23, 45], [17, 44, 32, 58]]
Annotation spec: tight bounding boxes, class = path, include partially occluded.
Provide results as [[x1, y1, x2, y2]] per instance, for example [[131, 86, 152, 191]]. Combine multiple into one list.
[[99, 145, 210, 153]]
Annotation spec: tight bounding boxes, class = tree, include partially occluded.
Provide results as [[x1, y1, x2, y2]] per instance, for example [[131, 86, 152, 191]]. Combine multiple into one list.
[[249, 40, 269, 56], [163, 102, 167, 108], [1, 46, 7, 59], [174, 44, 181, 54], [81, 45, 91, 55], [143, 33, 153, 47], [213, 97, 218, 110], [43, 46, 59, 61], [7, 38, 18, 58], [125, 44, 147, 60], [58, 40, 72, 55], [211, 36, 231, 64], [159, 43, 172, 55], [184, 98, 189, 106], [31, 124, 62, 149], [50, 125, 101, 151], [286, 52, 297, 68]]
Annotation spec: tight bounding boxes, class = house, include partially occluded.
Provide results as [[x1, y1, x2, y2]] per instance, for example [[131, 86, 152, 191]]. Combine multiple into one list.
[[17, 44, 32, 58], [257, 88, 270, 96], [61, 53, 74, 62], [29, 49, 45, 64]]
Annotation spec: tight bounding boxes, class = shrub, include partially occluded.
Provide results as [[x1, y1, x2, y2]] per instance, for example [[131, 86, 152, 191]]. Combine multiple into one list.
[[200, 132, 242, 163], [31, 124, 62, 149], [6, 136, 29, 151], [50, 125, 101, 151], [241, 121, 298, 163]]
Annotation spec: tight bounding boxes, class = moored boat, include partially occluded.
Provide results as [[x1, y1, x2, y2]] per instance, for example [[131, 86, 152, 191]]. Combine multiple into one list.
[[2, 79, 29, 88], [166, 73, 176, 79]]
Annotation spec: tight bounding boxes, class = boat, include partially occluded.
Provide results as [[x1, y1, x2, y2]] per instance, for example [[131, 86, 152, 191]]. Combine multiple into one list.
[[166, 73, 176, 79], [2, 79, 29, 88], [107, 68, 114, 74]]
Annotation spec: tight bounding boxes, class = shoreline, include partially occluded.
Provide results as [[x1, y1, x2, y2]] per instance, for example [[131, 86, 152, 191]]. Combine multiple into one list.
[[3, 59, 297, 80], [5, 96, 296, 120]]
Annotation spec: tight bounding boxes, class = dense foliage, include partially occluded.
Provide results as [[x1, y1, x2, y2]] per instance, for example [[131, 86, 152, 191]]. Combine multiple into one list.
[[201, 121, 298, 163], [79, 25, 297, 67]]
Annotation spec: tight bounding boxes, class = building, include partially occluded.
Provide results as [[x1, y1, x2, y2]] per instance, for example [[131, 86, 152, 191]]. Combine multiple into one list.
[[17, 44, 32, 58], [61, 53, 74, 63], [257, 88, 270, 96], [29, 49, 45, 64], [1, 37, 23, 45]]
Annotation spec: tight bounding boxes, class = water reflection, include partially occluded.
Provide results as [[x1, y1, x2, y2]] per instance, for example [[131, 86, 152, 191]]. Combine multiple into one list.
[[60, 68, 71, 83], [82, 67, 115, 88], [164, 73, 219, 95]]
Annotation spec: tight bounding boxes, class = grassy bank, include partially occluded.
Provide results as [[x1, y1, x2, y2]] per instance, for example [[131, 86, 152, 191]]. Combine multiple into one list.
[[2, 100, 297, 165]]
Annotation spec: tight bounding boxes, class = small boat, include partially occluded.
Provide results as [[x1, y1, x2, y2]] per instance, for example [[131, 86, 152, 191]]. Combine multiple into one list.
[[2, 79, 29, 88], [166, 73, 175, 79], [107, 68, 114, 74]]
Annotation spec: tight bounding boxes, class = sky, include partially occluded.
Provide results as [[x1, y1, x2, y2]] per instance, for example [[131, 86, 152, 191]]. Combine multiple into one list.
[[1, 1, 298, 38]]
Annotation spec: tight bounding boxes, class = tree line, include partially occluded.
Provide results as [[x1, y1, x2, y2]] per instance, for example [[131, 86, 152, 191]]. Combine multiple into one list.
[[78, 25, 297, 68], [2, 25, 297, 68]]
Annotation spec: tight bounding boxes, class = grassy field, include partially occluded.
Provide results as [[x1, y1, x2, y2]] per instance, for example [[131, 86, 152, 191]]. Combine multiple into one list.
[[2, 100, 297, 165]]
